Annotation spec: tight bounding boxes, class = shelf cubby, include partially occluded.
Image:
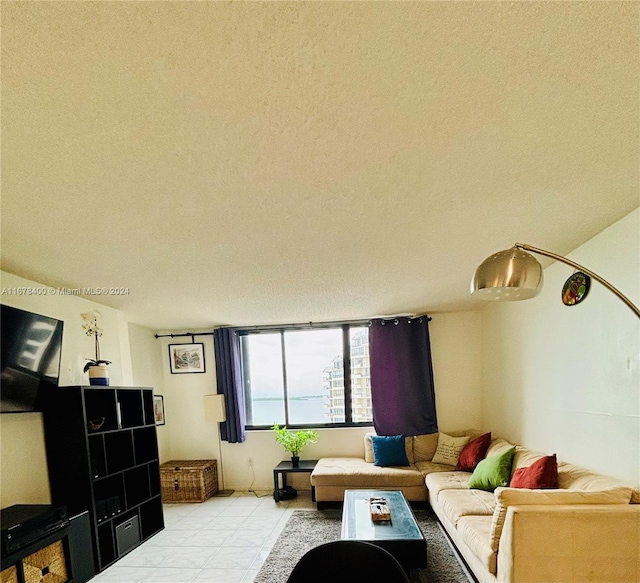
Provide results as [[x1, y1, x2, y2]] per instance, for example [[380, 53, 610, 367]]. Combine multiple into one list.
[[105, 431, 135, 473], [85, 389, 118, 432], [88, 434, 107, 479], [97, 522, 116, 567], [140, 497, 164, 539], [134, 427, 159, 465], [148, 462, 161, 497], [124, 466, 151, 508], [117, 389, 144, 428], [93, 474, 125, 522], [142, 391, 154, 426]]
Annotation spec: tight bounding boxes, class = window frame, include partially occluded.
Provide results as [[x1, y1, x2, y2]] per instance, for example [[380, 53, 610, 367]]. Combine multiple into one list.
[[238, 321, 373, 430]]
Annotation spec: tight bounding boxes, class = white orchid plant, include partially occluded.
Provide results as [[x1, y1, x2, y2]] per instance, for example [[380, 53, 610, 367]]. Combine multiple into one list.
[[81, 310, 111, 372]]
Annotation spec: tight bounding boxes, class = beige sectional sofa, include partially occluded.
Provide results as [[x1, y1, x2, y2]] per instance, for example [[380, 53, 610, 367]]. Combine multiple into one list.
[[310, 431, 640, 583]]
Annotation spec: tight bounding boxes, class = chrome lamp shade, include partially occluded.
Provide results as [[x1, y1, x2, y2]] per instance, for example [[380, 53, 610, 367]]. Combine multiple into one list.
[[471, 242, 640, 319], [471, 246, 543, 301]]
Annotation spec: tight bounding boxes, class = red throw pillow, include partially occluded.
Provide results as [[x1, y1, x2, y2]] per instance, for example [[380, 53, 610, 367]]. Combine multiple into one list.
[[455, 432, 492, 471], [510, 454, 558, 489]]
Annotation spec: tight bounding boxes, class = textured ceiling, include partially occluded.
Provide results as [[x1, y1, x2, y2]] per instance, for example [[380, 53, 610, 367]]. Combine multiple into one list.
[[1, 1, 638, 329]]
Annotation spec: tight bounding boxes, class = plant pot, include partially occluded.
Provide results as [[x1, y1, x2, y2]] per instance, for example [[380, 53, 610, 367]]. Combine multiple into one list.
[[291, 456, 300, 468], [88, 365, 109, 386]]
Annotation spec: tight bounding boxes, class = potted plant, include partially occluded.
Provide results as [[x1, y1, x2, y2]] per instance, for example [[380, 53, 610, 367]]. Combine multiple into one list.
[[81, 310, 111, 385], [272, 424, 318, 467]]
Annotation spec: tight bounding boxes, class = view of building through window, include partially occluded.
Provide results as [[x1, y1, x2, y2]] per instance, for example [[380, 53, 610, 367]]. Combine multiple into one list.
[[242, 326, 371, 426]]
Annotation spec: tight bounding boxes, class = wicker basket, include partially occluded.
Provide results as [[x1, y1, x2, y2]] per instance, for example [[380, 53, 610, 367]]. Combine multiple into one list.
[[22, 540, 68, 583], [0, 566, 18, 583], [160, 459, 218, 502]]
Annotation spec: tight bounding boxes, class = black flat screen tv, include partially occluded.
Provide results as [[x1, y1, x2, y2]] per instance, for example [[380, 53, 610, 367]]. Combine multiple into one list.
[[1, 305, 64, 413]]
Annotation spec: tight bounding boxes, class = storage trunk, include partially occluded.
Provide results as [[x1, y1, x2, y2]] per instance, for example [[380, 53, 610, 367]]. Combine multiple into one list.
[[160, 460, 218, 502]]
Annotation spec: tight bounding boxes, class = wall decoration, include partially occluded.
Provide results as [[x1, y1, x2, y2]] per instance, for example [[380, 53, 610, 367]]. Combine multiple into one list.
[[562, 271, 591, 306], [153, 395, 165, 425], [168, 343, 206, 374]]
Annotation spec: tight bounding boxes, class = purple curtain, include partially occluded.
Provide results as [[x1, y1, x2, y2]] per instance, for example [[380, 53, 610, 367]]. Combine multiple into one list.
[[213, 328, 246, 443], [369, 316, 438, 436]]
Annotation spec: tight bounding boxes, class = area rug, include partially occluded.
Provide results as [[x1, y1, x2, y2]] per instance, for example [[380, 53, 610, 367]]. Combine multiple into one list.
[[254, 509, 473, 583]]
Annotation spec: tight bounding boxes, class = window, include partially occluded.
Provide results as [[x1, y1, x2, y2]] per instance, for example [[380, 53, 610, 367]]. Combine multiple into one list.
[[240, 324, 371, 428]]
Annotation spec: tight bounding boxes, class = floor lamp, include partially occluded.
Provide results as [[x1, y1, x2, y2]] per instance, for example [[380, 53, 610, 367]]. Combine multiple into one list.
[[471, 243, 640, 318], [203, 394, 234, 496]]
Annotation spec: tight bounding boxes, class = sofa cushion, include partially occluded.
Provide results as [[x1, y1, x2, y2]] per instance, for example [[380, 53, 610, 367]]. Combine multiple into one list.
[[364, 432, 414, 464], [415, 461, 457, 477], [485, 437, 516, 458], [412, 429, 481, 463], [310, 457, 425, 488], [438, 489, 496, 526], [371, 435, 410, 467], [557, 461, 635, 494], [468, 447, 516, 492], [425, 471, 472, 497], [456, 432, 492, 471], [488, 486, 635, 552], [511, 445, 546, 475], [412, 432, 439, 462], [456, 516, 497, 575], [432, 433, 470, 466], [510, 454, 558, 489], [364, 432, 375, 462]]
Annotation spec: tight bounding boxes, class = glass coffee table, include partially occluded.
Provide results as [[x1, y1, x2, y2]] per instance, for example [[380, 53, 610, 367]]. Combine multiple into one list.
[[341, 490, 427, 574]]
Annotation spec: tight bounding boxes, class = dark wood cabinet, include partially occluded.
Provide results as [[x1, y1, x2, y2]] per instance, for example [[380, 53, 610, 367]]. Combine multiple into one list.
[[0, 509, 95, 583], [42, 386, 164, 573]]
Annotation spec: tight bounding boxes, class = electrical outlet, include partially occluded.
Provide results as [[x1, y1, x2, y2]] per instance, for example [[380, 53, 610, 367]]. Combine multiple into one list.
[[248, 457, 254, 467]]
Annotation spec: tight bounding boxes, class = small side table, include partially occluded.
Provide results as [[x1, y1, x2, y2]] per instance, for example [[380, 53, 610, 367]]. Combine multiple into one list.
[[273, 459, 318, 502]]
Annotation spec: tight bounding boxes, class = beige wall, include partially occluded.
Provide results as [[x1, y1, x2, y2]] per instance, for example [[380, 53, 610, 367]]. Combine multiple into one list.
[[431, 311, 483, 433], [128, 323, 170, 461], [157, 334, 218, 465], [480, 209, 640, 484]]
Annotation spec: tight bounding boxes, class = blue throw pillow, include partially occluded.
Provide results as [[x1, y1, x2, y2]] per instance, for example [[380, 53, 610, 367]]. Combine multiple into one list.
[[371, 435, 410, 467]]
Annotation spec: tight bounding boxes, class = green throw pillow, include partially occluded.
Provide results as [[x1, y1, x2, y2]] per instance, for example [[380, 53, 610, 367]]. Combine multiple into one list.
[[468, 447, 516, 492]]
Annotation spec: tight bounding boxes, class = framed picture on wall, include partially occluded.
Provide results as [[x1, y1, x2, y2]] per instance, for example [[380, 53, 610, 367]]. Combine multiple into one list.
[[168, 343, 206, 374], [153, 395, 165, 425]]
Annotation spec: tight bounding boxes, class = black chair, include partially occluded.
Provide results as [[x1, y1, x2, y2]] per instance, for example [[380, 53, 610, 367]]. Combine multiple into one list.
[[286, 540, 412, 583]]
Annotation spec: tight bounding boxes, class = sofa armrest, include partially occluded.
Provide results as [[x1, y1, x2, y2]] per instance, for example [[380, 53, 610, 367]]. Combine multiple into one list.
[[490, 487, 634, 552], [497, 504, 640, 583]]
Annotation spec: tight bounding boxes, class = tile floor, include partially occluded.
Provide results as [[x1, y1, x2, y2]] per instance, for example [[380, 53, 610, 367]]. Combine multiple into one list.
[[92, 491, 315, 583]]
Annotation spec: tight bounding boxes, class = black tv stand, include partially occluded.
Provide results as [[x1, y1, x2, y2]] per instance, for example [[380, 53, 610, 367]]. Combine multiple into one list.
[[0, 505, 94, 583]]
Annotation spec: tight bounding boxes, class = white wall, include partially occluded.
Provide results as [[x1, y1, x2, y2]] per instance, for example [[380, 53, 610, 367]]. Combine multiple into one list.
[[0, 271, 135, 507], [481, 209, 640, 484]]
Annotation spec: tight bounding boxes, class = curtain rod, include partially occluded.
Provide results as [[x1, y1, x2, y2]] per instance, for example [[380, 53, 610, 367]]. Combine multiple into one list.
[[234, 314, 431, 334], [154, 331, 215, 339], [234, 319, 370, 334], [155, 314, 432, 338]]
